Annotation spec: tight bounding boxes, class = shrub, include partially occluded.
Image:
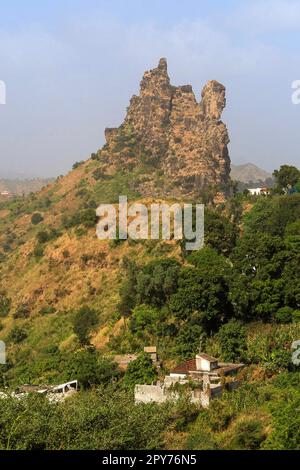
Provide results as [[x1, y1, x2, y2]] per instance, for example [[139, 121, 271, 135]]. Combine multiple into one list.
[[31, 213, 44, 225], [39, 306, 56, 316], [231, 418, 266, 450], [93, 168, 105, 180], [292, 310, 300, 323], [123, 352, 158, 389], [8, 326, 27, 344], [274, 307, 293, 324], [13, 303, 30, 319], [72, 161, 85, 170], [33, 244, 44, 258], [63, 208, 97, 229], [0, 292, 11, 318], [129, 304, 161, 335], [36, 231, 49, 244]]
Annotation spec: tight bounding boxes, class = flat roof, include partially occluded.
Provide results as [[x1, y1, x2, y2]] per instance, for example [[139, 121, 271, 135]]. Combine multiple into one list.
[[197, 353, 218, 362], [144, 346, 157, 353]]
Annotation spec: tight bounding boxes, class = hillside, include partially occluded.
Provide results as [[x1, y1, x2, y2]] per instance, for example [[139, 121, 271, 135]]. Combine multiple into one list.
[[0, 57, 234, 365], [0, 59, 300, 451], [231, 163, 273, 184]]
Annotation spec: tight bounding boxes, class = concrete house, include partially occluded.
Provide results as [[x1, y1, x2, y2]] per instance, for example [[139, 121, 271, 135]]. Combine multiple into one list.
[[248, 187, 270, 196], [135, 353, 244, 408], [0, 380, 79, 402]]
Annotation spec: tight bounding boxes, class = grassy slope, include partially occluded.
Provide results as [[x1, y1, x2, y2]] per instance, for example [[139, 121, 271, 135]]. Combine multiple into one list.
[[0, 155, 182, 382]]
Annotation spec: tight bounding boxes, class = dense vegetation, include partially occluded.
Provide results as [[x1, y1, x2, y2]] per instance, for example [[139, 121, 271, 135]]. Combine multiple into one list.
[[0, 164, 300, 449]]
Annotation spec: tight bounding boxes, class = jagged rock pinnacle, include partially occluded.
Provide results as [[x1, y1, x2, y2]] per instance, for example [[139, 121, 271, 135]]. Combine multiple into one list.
[[158, 57, 168, 71], [103, 58, 231, 201]]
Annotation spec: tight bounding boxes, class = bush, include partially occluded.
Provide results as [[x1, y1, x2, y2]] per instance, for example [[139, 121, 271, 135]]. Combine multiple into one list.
[[39, 306, 56, 316], [231, 418, 266, 450], [129, 304, 161, 335], [274, 307, 293, 324], [8, 326, 27, 344], [63, 208, 97, 229], [72, 161, 85, 170], [36, 231, 49, 244], [292, 310, 300, 323], [123, 352, 158, 389], [13, 303, 30, 319], [33, 244, 44, 258], [0, 292, 11, 318], [31, 213, 44, 225], [92, 168, 105, 180]]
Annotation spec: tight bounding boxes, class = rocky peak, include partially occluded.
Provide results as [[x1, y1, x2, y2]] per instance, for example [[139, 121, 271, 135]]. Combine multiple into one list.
[[103, 58, 231, 201], [200, 80, 226, 121]]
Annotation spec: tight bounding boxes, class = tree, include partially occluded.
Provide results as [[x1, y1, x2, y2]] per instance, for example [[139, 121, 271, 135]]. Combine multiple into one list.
[[135, 258, 180, 308], [229, 233, 288, 321], [273, 165, 300, 193], [169, 265, 232, 332], [72, 306, 98, 345], [129, 304, 161, 335], [174, 323, 207, 359], [204, 210, 238, 256], [63, 350, 120, 389], [217, 320, 246, 362], [117, 257, 138, 317], [243, 194, 300, 237], [123, 352, 157, 389]]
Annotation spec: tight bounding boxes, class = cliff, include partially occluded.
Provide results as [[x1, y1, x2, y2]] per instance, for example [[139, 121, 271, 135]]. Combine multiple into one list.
[[103, 58, 231, 201]]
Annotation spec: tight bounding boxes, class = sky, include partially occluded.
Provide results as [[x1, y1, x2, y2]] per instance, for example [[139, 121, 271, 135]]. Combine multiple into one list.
[[0, 0, 300, 177]]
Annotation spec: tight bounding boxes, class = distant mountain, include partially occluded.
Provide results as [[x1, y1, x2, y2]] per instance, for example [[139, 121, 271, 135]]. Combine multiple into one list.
[[231, 163, 273, 184], [0, 178, 54, 195]]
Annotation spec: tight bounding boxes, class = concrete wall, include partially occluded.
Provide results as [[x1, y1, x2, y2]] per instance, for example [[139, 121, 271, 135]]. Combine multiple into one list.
[[135, 384, 167, 404]]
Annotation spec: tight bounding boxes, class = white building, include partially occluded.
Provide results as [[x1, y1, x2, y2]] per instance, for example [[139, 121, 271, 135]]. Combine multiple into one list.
[[248, 187, 270, 196]]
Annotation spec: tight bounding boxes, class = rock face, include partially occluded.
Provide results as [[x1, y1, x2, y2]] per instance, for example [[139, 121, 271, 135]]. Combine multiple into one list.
[[104, 58, 231, 200]]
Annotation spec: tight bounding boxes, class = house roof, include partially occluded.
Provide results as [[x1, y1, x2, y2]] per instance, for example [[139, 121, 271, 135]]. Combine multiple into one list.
[[197, 353, 218, 362], [171, 359, 197, 375]]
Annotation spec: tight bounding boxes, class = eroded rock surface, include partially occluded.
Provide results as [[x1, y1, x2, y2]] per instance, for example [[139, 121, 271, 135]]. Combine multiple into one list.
[[103, 58, 231, 200]]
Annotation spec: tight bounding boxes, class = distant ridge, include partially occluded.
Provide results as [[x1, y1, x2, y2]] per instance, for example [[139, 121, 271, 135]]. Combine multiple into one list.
[[231, 163, 273, 184], [0, 178, 54, 195]]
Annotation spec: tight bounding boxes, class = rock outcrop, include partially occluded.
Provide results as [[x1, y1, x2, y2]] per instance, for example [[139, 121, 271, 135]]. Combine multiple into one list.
[[103, 58, 231, 201]]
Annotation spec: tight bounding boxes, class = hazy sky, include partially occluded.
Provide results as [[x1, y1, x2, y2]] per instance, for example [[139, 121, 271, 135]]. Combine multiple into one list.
[[0, 0, 300, 177]]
